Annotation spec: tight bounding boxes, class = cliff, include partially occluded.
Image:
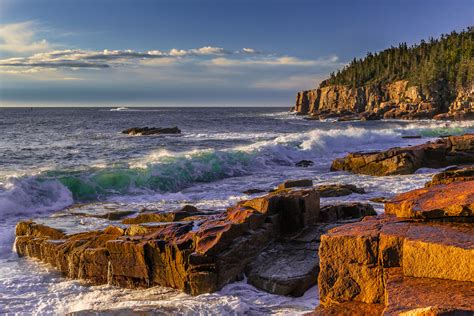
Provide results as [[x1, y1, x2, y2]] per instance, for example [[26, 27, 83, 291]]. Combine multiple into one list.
[[293, 28, 474, 120], [293, 80, 473, 120]]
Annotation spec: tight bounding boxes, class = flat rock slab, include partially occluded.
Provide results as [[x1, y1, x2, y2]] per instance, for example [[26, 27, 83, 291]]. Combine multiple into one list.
[[385, 181, 474, 219], [402, 223, 474, 282], [246, 239, 320, 296], [384, 268, 474, 315]]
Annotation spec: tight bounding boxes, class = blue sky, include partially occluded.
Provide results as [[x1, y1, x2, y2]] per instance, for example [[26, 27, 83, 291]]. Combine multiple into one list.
[[0, 0, 472, 106]]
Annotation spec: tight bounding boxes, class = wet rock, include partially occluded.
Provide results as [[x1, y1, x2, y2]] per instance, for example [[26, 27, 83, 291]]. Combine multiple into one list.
[[318, 203, 376, 222], [15, 221, 66, 240], [331, 134, 474, 176], [71, 210, 136, 221], [246, 238, 320, 296], [122, 205, 205, 224], [122, 126, 181, 136], [242, 188, 267, 195], [246, 206, 373, 297], [277, 179, 313, 190], [315, 184, 365, 197], [15, 188, 320, 296], [425, 165, 474, 187], [295, 160, 314, 167], [401, 135, 422, 139], [369, 197, 388, 203]]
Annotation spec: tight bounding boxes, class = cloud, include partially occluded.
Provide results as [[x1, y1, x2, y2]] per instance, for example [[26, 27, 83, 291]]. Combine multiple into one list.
[[0, 21, 52, 53], [253, 74, 326, 90], [204, 55, 341, 67], [0, 46, 252, 70]]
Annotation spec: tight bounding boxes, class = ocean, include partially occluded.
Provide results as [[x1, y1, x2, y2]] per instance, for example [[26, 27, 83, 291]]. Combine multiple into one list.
[[1, 107, 473, 314]]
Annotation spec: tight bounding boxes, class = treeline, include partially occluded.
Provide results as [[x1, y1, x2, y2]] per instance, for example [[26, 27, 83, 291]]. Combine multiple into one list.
[[321, 28, 473, 97]]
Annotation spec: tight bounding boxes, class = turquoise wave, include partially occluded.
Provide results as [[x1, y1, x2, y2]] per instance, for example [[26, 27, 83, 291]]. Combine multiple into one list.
[[43, 149, 256, 201]]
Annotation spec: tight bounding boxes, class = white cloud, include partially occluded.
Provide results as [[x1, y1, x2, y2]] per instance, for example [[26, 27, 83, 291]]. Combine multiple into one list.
[[242, 48, 257, 54], [204, 55, 340, 67], [0, 21, 52, 54], [0, 46, 253, 70], [253, 74, 326, 90]]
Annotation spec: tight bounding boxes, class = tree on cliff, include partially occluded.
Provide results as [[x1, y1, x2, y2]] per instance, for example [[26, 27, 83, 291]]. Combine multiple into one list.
[[321, 28, 473, 100]]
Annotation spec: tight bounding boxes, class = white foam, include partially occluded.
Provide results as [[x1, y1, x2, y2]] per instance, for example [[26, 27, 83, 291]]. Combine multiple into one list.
[[0, 178, 73, 217]]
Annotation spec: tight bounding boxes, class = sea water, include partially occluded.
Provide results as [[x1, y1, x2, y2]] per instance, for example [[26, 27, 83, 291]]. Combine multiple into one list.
[[0, 107, 472, 314]]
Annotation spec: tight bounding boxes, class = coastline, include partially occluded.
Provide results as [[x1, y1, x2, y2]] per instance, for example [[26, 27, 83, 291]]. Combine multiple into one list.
[[2, 108, 470, 312]]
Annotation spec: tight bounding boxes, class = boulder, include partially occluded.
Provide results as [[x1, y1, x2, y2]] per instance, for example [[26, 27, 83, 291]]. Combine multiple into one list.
[[331, 134, 474, 176], [122, 126, 181, 136]]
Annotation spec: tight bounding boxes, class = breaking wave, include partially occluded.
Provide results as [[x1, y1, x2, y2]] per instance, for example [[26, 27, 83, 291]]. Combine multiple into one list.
[[1, 121, 472, 216]]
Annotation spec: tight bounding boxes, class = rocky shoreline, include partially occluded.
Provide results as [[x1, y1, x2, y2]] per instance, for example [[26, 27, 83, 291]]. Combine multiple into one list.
[[292, 80, 473, 121], [14, 134, 474, 315]]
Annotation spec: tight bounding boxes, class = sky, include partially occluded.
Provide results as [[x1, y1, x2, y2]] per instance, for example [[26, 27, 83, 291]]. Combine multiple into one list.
[[0, 0, 472, 107]]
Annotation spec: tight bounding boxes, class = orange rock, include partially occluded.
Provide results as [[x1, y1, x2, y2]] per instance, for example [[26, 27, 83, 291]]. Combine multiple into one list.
[[15, 188, 320, 296], [385, 181, 474, 219], [425, 166, 474, 187], [331, 134, 474, 176], [383, 268, 474, 315]]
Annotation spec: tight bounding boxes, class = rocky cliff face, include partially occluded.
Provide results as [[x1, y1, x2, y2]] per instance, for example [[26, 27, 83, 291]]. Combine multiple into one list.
[[293, 80, 473, 120]]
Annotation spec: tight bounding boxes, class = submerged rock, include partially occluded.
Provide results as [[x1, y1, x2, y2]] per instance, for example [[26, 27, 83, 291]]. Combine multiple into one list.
[[314, 184, 365, 197], [331, 134, 474, 176], [122, 126, 181, 136], [295, 160, 314, 167], [318, 203, 376, 222], [277, 179, 313, 190], [242, 188, 267, 195], [369, 197, 389, 203]]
